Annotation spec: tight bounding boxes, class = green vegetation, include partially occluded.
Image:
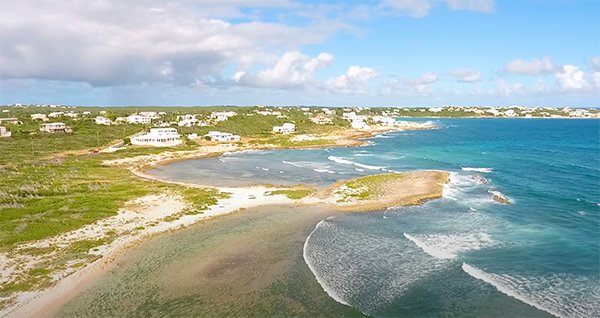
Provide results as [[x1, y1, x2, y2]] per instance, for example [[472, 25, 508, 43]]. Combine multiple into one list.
[[266, 186, 314, 200], [343, 173, 406, 201], [181, 188, 230, 215]]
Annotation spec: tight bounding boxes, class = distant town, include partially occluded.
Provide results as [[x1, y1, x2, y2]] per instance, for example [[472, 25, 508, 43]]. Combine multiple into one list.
[[1, 104, 598, 143]]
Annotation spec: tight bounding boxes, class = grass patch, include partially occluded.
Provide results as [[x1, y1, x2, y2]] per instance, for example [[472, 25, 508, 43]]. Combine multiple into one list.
[[266, 186, 314, 200], [343, 173, 406, 201]]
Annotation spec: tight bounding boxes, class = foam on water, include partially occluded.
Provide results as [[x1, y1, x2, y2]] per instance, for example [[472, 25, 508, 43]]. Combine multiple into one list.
[[404, 232, 496, 259], [313, 168, 336, 174], [303, 219, 354, 308], [281, 160, 303, 168], [303, 216, 448, 315], [461, 167, 494, 173], [327, 156, 385, 170], [462, 263, 600, 318]]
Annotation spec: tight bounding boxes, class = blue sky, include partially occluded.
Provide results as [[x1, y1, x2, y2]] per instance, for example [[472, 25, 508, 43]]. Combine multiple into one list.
[[0, 0, 598, 107]]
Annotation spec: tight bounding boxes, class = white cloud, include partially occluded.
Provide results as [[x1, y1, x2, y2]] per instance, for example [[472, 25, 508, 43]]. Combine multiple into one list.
[[504, 57, 555, 75], [326, 66, 379, 94], [381, 0, 495, 17], [381, 0, 433, 17], [381, 72, 438, 96], [555, 65, 588, 90], [405, 72, 438, 86], [233, 52, 333, 88], [0, 1, 341, 86], [445, 0, 496, 13], [590, 57, 600, 72], [448, 68, 481, 82]]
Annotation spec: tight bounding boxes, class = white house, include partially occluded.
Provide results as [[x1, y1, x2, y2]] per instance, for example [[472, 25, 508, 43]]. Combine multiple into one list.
[[48, 111, 64, 118], [210, 111, 237, 122], [272, 123, 296, 133], [95, 116, 112, 125], [0, 126, 11, 138], [204, 131, 241, 142], [372, 116, 396, 126], [131, 128, 182, 147], [351, 119, 370, 130], [126, 114, 152, 124], [138, 111, 161, 119], [64, 112, 79, 118], [31, 113, 48, 121], [178, 118, 200, 127], [342, 112, 356, 119], [322, 108, 335, 115], [40, 122, 73, 133], [177, 114, 196, 121], [0, 118, 20, 125], [428, 107, 444, 113], [310, 116, 333, 125]]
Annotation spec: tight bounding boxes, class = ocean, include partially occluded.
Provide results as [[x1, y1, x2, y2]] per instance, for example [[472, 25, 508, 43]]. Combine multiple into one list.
[[109, 119, 600, 317]]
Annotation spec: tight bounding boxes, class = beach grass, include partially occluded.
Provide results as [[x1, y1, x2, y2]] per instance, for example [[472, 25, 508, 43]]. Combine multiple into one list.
[[266, 186, 314, 200]]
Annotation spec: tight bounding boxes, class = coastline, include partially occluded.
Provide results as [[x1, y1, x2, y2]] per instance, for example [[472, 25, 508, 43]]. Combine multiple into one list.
[[2, 124, 442, 317]]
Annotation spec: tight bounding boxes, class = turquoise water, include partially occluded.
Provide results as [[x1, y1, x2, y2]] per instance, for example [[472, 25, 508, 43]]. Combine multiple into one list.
[[148, 119, 600, 317]]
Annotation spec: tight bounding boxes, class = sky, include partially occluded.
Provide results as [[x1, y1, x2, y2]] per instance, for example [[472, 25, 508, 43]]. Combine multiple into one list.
[[0, 0, 598, 107]]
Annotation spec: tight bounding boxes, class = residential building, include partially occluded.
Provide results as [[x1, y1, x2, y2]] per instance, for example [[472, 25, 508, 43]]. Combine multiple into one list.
[[204, 131, 241, 142], [178, 118, 200, 127], [131, 128, 182, 147], [48, 111, 64, 118], [310, 116, 333, 125], [40, 122, 73, 133], [64, 112, 79, 118], [126, 114, 152, 124], [0, 126, 11, 138], [272, 123, 296, 133], [210, 111, 237, 121], [322, 108, 335, 115], [95, 116, 112, 125], [31, 113, 49, 121], [0, 118, 20, 125], [351, 119, 370, 130], [177, 114, 197, 121], [138, 111, 161, 119], [372, 116, 396, 126]]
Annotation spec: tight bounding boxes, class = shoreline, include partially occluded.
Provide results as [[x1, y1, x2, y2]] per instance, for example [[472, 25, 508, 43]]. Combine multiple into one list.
[[2, 124, 441, 317]]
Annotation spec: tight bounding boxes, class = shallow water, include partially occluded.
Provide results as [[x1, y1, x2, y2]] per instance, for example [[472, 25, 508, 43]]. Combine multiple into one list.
[[138, 119, 600, 317], [57, 205, 363, 317]]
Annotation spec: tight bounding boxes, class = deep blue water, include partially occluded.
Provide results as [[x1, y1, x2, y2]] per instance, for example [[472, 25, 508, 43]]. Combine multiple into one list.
[[148, 119, 600, 317]]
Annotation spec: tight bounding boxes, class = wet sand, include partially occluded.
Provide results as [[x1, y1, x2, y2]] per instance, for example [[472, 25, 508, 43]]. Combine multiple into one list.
[[54, 205, 363, 317]]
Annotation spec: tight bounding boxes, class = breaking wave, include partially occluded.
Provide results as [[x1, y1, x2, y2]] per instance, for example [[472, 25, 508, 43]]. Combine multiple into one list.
[[327, 156, 385, 170], [404, 232, 496, 259], [462, 167, 494, 173], [462, 263, 600, 318]]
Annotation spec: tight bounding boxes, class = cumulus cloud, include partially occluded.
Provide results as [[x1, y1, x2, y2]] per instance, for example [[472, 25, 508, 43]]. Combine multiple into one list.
[[448, 68, 481, 82], [504, 57, 555, 75], [0, 1, 340, 86], [555, 65, 588, 90], [233, 52, 333, 88], [326, 66, 379, 94]]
